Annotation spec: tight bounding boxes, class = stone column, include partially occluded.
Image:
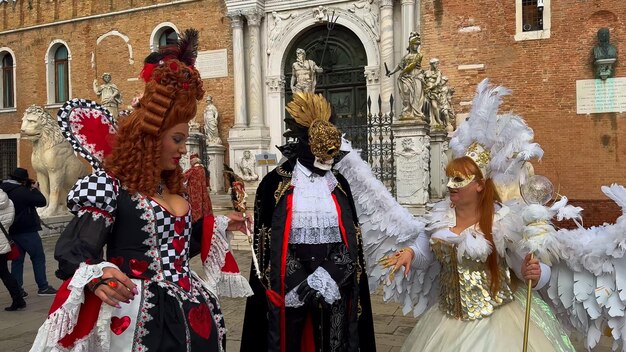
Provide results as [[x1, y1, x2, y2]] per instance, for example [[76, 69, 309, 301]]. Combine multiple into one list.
[[206, 144, 226, 194], [184, 127, 204, 171], [228, 12, 247, 128], [429, 130, 449, 199], [401, 0, 416, 48], [245, 9, 265, 127], [379, 0, 394, 114], [364, 66, 381, 113], [393, 121, 430, 211], [414, 0, 421, 34], [266, 75, 286, 157]]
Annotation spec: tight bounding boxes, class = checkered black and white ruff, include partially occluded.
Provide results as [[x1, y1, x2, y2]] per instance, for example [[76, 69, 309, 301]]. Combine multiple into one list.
[[151, 201, 191, 286], [68, 171, 118, 216]]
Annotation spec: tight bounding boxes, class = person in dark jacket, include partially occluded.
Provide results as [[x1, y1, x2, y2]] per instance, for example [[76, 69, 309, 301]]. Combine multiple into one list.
[[0, 168, 57, 297]]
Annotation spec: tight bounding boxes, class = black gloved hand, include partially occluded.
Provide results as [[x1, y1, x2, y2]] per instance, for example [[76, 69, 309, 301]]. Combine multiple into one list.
[[296, 281, 322, 305]]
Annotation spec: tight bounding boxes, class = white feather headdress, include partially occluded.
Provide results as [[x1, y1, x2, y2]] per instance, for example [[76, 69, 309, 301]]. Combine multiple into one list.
[[449, 79, 544, 185]]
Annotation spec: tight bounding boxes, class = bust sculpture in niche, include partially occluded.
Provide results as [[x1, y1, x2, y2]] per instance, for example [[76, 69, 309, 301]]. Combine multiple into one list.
[[593, 28, 617, 80]]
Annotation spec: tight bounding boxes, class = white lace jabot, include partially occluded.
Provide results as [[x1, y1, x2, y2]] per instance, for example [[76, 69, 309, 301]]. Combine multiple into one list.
[[290, 161, 342, 244]]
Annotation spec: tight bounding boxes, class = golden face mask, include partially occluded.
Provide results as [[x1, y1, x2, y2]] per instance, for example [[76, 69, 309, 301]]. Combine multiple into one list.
[[308, 119, 341, 170], [446, 173, 476, 189]]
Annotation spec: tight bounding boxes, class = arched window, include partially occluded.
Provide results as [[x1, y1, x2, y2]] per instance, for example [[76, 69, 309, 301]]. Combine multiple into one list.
[[54, 46, 69, 103], [159, 28, 178, 49], [1, 53, 14, 108]]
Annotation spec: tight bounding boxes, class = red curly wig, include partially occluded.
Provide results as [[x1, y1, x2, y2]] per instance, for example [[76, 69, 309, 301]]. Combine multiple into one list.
[[104, 29, 205, 197]]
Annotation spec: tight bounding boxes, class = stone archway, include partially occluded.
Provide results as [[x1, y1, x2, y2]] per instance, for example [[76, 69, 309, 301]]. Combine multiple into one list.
[[265, 8, 380, 155], [284, 24, 370, 155]]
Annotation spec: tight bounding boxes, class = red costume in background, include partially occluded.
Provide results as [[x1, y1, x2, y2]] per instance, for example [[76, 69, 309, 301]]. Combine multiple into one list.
[[185, 157, 212, 223]]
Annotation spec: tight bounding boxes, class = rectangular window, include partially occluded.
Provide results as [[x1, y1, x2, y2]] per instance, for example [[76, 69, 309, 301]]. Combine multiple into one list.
[[2, 66, 14, 108], [522, 0, 543, 32], [55, 61, 68, 103], [0, 139, 17, 181]]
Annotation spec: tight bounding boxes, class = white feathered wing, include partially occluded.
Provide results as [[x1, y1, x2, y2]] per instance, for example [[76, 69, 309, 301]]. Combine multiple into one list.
[[335, 139, 439, 317], [540, 184, 626, 351]]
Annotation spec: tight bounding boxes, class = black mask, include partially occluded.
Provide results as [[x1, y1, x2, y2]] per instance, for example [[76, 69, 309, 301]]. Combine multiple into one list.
[[296, 140, 327, 176]]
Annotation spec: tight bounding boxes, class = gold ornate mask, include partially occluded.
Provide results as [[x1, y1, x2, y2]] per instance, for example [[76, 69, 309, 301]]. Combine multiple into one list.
[[308, 119, 341, 170], [446, 172, 476, 189]]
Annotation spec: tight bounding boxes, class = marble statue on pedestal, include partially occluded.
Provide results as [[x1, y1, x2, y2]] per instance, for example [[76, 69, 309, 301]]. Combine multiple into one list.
[[290, 48, 323, 93], [439, 76, 456, 132], [593, 28, 617, 80], [93, 73, 122, 119], [237, 150, 259, 181], [423, 58, 444, 128], [20, 105, 89, 217], [203, 96, 222, 145], [386, 32, 426, 122]]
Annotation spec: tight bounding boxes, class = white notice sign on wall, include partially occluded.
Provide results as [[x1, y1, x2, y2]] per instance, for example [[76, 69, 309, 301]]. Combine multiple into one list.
[[576, 77, 626, 114], [196, 49, 228, 79]]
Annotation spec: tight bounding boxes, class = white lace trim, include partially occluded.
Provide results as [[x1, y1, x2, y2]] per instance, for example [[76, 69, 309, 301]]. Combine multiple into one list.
[[202, 216, 230, 296], [289, 226, 343, 244], [307, 267, 341, 305], [291, 212, 339, 229], [291, 163, 338, 218], [216, 272, 254, 298], [285, 284, 305, 308], [30, 262, 118, 352]]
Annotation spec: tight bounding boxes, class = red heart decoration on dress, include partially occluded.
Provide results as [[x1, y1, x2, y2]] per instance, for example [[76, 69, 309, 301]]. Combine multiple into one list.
[[188, 304, 212, 339], [174, 219, 186, 234], [109, 256, 124, 268], [172, 238, 185, 253], [174, 257, 184, 273], [110, 316, 131, 335], [129, 259, 149, 277], [178, 276, 190, 291]]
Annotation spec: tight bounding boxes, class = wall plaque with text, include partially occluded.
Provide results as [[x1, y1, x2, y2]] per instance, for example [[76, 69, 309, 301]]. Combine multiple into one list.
[[576, 78, 626, 114], [196, 49, 228, 79]]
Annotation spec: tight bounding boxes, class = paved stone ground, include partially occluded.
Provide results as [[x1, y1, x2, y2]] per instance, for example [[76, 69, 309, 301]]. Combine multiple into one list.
[[0, 197, 612, 352]]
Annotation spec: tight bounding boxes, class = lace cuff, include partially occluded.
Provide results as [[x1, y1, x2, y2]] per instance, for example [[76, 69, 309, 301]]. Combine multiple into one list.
[[307, 267, 341, 305], [202, 215, 230, 295], [31, 261, 118, 351], [285, 284, 306, 308]]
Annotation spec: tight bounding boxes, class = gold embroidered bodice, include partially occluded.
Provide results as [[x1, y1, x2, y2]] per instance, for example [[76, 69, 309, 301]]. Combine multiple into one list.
[[431, 238, 514, 321]]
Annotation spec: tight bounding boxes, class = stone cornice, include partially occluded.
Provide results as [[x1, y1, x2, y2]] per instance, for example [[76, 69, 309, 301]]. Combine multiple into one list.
[[225, 0, 265, 14]]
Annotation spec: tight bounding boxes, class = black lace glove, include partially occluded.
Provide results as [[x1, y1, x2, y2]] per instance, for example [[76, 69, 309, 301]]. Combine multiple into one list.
[[296, 281, 323, 306]]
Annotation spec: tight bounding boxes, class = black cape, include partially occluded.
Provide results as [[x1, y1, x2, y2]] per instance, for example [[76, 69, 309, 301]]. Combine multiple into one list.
[[240, 160, 376, 352]]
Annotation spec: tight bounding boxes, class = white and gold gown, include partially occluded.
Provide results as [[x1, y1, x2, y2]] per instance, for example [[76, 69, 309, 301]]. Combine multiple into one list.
[[401, 200, 575, 352]]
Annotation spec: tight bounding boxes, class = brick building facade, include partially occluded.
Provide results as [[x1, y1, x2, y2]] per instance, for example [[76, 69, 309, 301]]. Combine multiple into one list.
[[0, 0, 233, 180], [0, 0, 623, 224], [418, 0, 625, 224]]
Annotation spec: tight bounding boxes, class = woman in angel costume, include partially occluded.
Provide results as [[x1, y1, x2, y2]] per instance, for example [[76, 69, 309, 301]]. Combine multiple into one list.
[[240, 93, 376, 352], [336, 79, 578, 351], [30, 29, 252, 352], [337, 78, 626, 351]]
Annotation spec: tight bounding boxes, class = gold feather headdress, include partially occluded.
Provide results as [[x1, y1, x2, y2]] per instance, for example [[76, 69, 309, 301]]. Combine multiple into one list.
[[284, 92, 341, 163]]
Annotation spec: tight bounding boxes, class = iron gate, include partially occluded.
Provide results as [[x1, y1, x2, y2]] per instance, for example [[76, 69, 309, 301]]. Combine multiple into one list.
[[366, 96, 395, 197]]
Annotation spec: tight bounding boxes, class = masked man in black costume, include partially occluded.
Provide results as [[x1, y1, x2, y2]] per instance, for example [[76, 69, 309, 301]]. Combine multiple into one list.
[[240, 93, 376, 352]]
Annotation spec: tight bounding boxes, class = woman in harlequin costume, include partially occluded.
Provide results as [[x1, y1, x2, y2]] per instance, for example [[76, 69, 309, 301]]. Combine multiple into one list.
[[30, 29, 252, 352], [240, 93, 376, 352]]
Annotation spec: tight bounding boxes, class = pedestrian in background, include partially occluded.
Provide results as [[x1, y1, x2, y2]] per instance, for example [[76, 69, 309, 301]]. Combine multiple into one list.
[[0, 188, 26, 310], [0, 168, 57, 297]]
